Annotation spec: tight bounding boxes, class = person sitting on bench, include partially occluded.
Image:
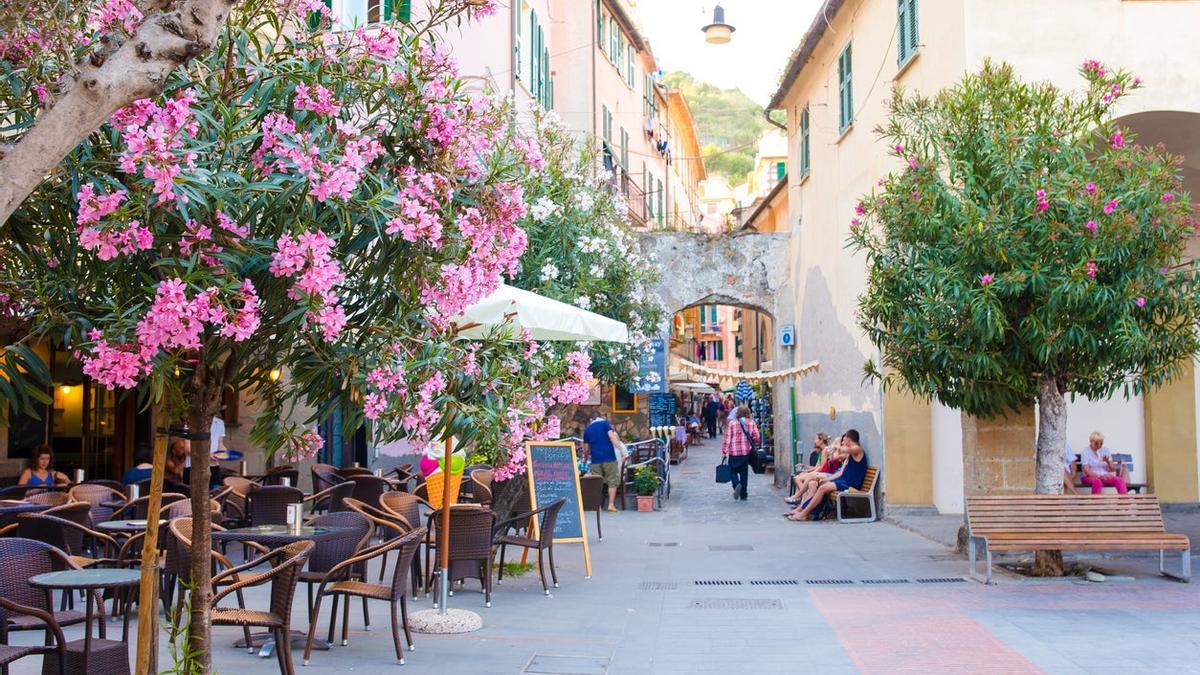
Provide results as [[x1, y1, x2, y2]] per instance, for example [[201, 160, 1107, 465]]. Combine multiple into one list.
[[787, 429, 868, 521], [1081, 431, 1128, 494], [785, 434, 844, 507], [1063, 441, 1079, 495]]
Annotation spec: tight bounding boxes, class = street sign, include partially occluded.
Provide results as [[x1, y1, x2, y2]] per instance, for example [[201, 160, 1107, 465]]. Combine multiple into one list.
[[780, 324, 795, 347]]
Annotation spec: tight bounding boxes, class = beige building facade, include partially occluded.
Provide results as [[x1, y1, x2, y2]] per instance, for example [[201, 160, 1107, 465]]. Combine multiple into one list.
[[769, 0, 1200, 512]]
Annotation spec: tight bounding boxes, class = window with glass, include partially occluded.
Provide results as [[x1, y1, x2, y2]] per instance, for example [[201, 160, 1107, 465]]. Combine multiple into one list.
[[838, 42, 853, 132]]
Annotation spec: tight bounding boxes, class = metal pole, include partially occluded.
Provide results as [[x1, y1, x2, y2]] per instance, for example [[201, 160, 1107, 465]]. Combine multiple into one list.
[[438, 436, 452, 614], [788, 343, 798, 471]]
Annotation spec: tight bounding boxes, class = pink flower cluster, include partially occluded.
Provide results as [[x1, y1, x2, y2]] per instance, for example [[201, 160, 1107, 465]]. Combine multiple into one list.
[[81, 277, 261, 388], [111, 89, 199, 205], [283, 429, 325, 463], [294, 84, 342, 117], [1034, 188, 1049, 213], [386, 167, 450, 246], [253, 112, 383, 203], [548, 350, 592, 406], [402, 372, 447, 440], [86, 0, 143, 36], [76, 184, 125, 225], [1110, 131, 1125, 149], [269, 231, 347, 341], [363, 362, 408, 420], [355, 25, 401, 60], [1085, 261, 1099, 278], [75, 185, 153, 260]]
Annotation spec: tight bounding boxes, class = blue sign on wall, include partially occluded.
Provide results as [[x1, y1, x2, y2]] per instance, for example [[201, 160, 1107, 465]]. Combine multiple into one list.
[[630, 338, 667, 394]]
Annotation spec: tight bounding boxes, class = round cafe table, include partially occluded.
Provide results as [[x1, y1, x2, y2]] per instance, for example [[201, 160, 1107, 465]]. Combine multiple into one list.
[[29, 568, 141, 674], [96, 519, 161, 535], [0, 500, 49, 528]]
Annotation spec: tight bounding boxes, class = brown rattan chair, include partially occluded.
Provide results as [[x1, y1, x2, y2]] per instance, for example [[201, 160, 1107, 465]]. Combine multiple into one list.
[[336, 467, 374, 479], [579, 474, 606, 540], [210, 540, 314, 675], [246, 485, 303, 526], [467, 469, 493, 506], [299, 511, 372, 623], [24, 491, 71, 507], [353, 494, 426, 592], [223, 476, 257, 524], [167, 517, 266, 646], [424, 505, 496, 606], [67, 483, 124, 527], [302, 527, 426, 667], [302, 481, 355, 520], [0, 596, 66, 675], [82, 479, 126, 493], [348, 475, 391, 511], [495, 497, 567, 596], [260, 465, 300, 487], [310, 464, 343, 494], [111, 493, 186, 520], [0, 538, 102, 644], [14, 512, 122, 569]]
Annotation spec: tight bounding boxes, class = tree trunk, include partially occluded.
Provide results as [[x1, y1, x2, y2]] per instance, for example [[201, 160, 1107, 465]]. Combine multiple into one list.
[[1033, 375, 1066, 576], [490, 475, 531, 531], [184, 374, 223, 673], [133, 427, 169, 675], [0, 0, 233, 226]]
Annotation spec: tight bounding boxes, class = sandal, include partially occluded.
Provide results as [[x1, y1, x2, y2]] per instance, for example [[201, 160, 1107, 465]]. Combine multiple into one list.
[[786, 514, 808, 522]]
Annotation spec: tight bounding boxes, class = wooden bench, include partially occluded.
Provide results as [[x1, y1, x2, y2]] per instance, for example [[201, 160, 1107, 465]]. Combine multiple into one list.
[[833, 466, 879, 523], [965, 494, 1191, 583]]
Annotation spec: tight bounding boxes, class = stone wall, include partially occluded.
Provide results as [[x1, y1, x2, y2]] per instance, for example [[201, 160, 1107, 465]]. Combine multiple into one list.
[[555, 385, 650, 444], [962, 408, 1036, 496]]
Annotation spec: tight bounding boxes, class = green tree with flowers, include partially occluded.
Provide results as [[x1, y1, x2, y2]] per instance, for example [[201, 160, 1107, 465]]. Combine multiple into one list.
[[849, 60, 1200, 573]]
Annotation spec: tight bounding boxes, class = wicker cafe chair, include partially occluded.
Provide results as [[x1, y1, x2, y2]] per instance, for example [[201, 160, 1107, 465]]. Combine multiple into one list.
[[246, 485, 304, 526], [302, 528, 426, 667], [222, 476, 257, 524], [373, 492, 430, 592], [210, 540, 314, 675], [14, 512, 122, 570], [0, 597, 67, 675], [167, 517, 267, 647], [495, 497, 567, 596], [348, 475, 391, 511], [260, 466, 300, 487], [24, 491, 71, 507], [342, 497, 414, 588], [0, 538, 102, 645], [579, 474, 606, 540], [424, 505, 496, 607], [466, 469, 494, 506], [309, 465, 345, 512], [299, 511, 372, 623], [336, 467, 374, 479], [302, 481, 356, 521], [67, 483, 124, 527]]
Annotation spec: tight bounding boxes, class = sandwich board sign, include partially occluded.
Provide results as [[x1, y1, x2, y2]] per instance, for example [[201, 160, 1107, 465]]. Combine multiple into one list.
[[524, 440, 592, 578]]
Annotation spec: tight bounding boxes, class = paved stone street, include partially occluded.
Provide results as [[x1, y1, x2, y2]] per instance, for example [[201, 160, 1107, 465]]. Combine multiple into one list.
[[8, 436, 1200, 674]]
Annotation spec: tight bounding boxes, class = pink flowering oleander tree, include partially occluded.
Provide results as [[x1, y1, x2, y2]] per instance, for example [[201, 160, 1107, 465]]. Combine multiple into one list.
[[0, 0, 595, 669], [848, 61, 1200, 576]]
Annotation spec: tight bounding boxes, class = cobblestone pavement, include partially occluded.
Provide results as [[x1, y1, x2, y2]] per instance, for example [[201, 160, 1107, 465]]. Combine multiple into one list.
[[8, 436, 1200, 673]]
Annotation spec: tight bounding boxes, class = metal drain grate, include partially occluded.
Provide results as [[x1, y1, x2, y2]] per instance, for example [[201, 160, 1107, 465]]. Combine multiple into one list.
[[693, 579, 742, 586], [747, 579, 799, 586], [648, 542, 679, 547], [708, 545, 754, 551], [524, 654, 610, 675], [805, 579, 856, 585], [638, 582, 678, 591], [858, 579, 911, 585], [915, 577, 967, 584], [690, 598, 783, 610]]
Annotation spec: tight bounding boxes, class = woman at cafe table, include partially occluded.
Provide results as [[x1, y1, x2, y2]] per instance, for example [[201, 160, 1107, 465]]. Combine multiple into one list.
[[17, 444, 69, 487]]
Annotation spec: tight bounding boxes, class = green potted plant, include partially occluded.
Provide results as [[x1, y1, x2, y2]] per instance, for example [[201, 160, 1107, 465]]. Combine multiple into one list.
[[634, 466, 660, 512]]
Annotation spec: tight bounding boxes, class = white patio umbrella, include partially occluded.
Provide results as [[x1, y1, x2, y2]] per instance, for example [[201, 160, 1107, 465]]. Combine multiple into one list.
[[451, 284, 628, 343], [424, 284, 628, 624]]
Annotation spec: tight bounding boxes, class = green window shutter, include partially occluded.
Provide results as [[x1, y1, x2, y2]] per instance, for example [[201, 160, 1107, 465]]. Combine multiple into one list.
[[897, 0, 909, 64], [716, 341, 724, 361], [530, 10, 538, 92], [709, 305, 717, 324], [596, 2, 603, 44], [541, 45, 550, 108], [383, 0, 409, 22], [611, 18, 618, 57], [838, 43, 853, 131], [776, 161, 786, 181], [620, 128, 628, 169], [514, 6, 523, 80], [657, 178, 664, 225], [800, 105, 810, 177], [908, 0, 919, 59]]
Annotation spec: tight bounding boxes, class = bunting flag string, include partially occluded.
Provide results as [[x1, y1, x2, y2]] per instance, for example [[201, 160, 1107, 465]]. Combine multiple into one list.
[[675, 358, 821, 385]]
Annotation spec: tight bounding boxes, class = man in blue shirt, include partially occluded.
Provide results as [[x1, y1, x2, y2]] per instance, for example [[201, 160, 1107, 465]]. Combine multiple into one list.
[[584, 413, 624, 512]]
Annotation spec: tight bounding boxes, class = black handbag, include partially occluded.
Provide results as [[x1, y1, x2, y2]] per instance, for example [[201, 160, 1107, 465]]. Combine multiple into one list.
[[738, 419, 767, 474], [715, 457, 732, 483]]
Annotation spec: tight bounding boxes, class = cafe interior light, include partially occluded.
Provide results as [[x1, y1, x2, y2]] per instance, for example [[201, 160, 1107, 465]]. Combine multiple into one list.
[[269, 368, 282, 382], [59, 384, 71, 394], [702, 4, 735, 44]]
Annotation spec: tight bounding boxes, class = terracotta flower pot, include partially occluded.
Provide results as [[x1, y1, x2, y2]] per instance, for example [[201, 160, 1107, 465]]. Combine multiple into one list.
[[637, 495, 654, 512]]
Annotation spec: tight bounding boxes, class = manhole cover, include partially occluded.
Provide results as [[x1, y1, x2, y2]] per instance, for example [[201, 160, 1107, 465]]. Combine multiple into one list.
[[638, 582, 678, 590], [525, 654, 610, 675], [859, 579, 911, 585], [748, 579, 798, 586], [805, 579, 855, 585], [690, 598, 783, 610], [915, 577, 967, 584], [709, 545, 754, 551], [694, 579, 742, 586]]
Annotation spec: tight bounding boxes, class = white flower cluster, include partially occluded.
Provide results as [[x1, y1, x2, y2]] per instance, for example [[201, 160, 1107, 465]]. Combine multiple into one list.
[[540, 262, 560, 282], [576, 191, 595, 212], [588, 264, 606, 279], [529, 196, 559, 221], [578, 236, 607, 254], [573, 296, 592, 310]]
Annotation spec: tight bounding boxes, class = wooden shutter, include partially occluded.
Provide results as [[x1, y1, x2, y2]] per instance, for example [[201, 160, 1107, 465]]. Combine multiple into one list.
[[541, 44, 550, 107], [530, 10, 539, 95], [897, 0, 909, 64], [800, 105, 810, 176], [908, 0, 919, 58], [838, 43, 853, 131]]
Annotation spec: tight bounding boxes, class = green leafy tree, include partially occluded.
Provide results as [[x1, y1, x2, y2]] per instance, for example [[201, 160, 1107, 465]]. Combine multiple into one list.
[[849, 61, 1199, 573], [664, 71, 763, 183]]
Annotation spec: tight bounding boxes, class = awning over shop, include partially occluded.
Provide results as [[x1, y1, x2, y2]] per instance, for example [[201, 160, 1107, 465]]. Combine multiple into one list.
[[675, 358, 820, 385]]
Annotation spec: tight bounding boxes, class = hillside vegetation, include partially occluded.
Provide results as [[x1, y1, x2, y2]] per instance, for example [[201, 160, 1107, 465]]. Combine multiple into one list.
[[664, 71, 765, 183]]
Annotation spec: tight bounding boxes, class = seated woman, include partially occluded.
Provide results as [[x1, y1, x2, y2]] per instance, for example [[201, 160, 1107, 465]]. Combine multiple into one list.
[[165, 438, 190, 483], [1081, 431, 1127, 494], [122, 444, 155, 485], [1063, 442, 1079, 495], [18, 444, 70, 488], [787, 429, 868, 521], [785, 434, 843, 506]]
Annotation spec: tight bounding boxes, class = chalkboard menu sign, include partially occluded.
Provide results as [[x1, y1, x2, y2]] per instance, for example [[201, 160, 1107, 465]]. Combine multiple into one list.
[[648, 393, 677, 428], [525, 441, 592, 576]]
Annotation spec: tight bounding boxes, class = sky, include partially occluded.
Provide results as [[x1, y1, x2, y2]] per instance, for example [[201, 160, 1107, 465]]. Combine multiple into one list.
[[635, 0, 822, 106]]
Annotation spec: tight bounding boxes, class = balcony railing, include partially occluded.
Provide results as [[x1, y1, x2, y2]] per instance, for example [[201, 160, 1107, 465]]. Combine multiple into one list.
[[619, 170, 647, 227]]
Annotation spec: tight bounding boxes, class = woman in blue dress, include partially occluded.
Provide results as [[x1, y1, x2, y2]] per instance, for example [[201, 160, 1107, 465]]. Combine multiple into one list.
[[787, 429, 868, 521], [18, 444, 69, 488]]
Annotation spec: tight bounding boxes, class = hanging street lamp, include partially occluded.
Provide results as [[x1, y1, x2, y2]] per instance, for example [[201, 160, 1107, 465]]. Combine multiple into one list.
[[702, 4, 736, 44]]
